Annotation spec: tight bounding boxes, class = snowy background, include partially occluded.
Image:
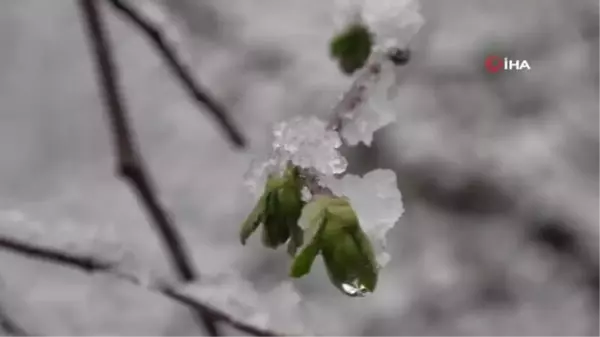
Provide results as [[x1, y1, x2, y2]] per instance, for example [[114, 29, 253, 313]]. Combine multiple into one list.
[[0, 0, 598, 335]]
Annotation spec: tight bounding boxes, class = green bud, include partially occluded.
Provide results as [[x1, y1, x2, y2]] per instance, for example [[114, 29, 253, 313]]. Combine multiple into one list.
[[290, 196, 378, 297], [329, 23, 373, 75], [240, 165, 305, 254]]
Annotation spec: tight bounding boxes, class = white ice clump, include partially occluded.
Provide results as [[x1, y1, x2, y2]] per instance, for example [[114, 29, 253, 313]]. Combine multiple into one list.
[[175, 274, 309, 334], [244, 116, 347, 194], [272, 116, 348, 175], [334, 0, 425, 50], [321, 169, 404, 267]]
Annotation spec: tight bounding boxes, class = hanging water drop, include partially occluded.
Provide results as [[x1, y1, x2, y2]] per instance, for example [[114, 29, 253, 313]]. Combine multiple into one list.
[[340, 279, 370, 297]]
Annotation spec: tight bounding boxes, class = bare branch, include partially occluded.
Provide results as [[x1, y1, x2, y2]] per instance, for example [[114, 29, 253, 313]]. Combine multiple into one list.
[[0, 237, 282, 336], [106, 0, 246, 148], [0, 235, 112, 272], [0, 306, 30, 336], [77, 0, 219, 334]]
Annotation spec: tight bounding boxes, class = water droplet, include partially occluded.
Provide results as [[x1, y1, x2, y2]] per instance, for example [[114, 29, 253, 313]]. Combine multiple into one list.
[[340, 279, 370, 297]]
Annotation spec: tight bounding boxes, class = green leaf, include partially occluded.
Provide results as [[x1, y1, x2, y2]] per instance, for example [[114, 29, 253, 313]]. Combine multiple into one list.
[[324, 198, 359, 231], [240, 164, 307, 251], [329, 23, 373, 75], [298, 196, 333, 239], [239, 191, 269, 245], [346, 226, 378, 292], [261, 190, 289, 248], [320, 203, 379, 295], [290, 213, 327, 278]]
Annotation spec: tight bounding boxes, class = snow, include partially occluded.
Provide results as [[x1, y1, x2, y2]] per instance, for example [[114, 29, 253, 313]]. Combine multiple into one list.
[[175, 274, 309, 334], [244, 116, 347, 194], [0, 208, 126, 262]]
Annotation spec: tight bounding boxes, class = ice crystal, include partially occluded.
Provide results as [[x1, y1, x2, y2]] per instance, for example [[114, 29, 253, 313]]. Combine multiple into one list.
[[272, 116, 347, 175], [244, 116, 347, 194]]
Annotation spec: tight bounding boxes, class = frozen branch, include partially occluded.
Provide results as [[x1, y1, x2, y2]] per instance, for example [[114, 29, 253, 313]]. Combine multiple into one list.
[[78, 0, 219, 334], [329, 48, 410, 132], [328, 60, 384, 132], [106, 0, 246, 148], [0, 236, 282, 336]]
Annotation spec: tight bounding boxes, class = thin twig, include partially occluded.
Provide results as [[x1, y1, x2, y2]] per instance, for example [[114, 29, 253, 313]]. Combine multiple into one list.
[[106, 0, 246, 148], [0, 235, 112, 272], [77, 0, 220, 334], [0, 306, 29, 336], [0, 237, 282, 336]]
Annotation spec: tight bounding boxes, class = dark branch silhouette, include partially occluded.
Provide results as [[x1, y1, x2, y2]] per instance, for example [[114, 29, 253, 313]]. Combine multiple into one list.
[[0, 235, 281, 336], [77, 0, 220, 334], [0, 306, 29, 336], [0, 235, 112, 272], [107, 0, 246, 148]]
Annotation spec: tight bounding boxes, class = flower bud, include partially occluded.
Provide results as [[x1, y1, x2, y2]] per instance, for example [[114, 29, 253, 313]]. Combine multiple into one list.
[[240, 165, 305, 254], [330, 23, 373, 75], [289, 196, 378, 296]]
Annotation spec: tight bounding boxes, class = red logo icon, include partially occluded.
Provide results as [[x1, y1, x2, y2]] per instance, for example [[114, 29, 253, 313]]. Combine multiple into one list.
[[485, 55, 503, 73]]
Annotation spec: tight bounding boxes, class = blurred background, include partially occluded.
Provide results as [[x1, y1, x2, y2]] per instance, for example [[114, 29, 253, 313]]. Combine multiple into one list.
[[0, 0, 598, 335]]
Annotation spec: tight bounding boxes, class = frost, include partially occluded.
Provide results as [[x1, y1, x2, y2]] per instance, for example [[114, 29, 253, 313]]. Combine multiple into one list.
[[320, 169, 404, 266], [243, 156, 281, 196], [334, 0, 425, 50], [244, 116, 347, 193], [339, 58, 403, 146], [176, 274, 309, 334], [272, 116, 347, 175]]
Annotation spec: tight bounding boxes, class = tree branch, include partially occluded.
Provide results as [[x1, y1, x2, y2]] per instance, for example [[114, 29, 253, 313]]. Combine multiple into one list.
[[0, 237, 282, 336], [106, 0, 246, 148], [0, 235, 112, 272], [77, 0, 220, 334], [0, 306, 29, 336]]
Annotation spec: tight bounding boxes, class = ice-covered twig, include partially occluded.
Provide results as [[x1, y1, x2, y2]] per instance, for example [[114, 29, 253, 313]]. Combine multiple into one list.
[[78, 0, 220, 334], [328, 58, 384, 132], [106, 0, 246, 148]]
